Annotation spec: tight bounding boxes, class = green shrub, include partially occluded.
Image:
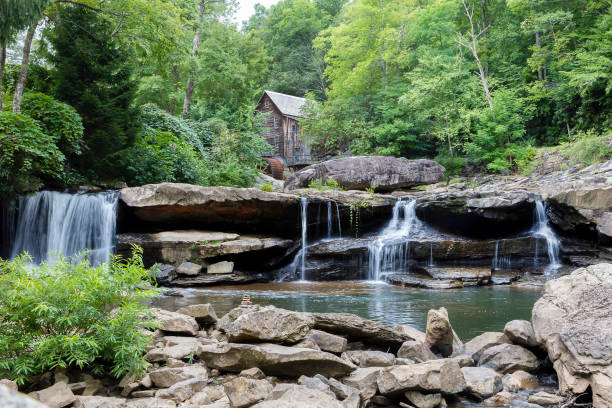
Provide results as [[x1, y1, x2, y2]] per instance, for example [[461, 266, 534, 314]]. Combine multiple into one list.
[[260, 182, 275, 192], [308, 178, 343, 191], [0, 247, 160, 384], [0, 112, 65, 197], [435, 154, 465, 179], [448, 177, 463, 184], [565, 130, 612, 166]]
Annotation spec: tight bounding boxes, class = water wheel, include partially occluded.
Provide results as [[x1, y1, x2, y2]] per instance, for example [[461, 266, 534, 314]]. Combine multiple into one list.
[[263, 157, 284, 180]]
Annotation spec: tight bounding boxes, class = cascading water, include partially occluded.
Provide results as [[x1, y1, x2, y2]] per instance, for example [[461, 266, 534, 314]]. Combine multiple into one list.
[[428, 243, 435, 267], [492, 241, 512, 271], [368, 200, 423, 281], [299, 197, 308, 281], [335, 202, 342, 238], [532, 200, 561, 270], [327, 201, 332, 239], [10, 190, 119, 266]]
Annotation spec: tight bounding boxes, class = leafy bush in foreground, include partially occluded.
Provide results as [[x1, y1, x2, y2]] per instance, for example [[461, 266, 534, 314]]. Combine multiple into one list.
[[0, 247, 160, 384]]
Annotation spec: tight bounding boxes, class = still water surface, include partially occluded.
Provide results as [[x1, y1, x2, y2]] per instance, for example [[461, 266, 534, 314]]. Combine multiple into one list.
[[154, 282, 541, 341]]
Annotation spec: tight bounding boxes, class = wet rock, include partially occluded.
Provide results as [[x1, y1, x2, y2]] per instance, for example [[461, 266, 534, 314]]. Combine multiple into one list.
[[153, 308, 199, 336], [377, 359, 466, 395], [312, 312, 416, 346], [0, 385, 48, 408], [501, 370, 539, 392], [531, 263, 612, 408], [73, 396, 126, 408], [197, 342, 356, 378], [217, 305, 314, 344], [424, 266, 491, 282], [527, 391, 564, 406], [239, 367, 266, 379], [151, 264, 176, 285], [478, 344, 539, 373], [342, 350, 396, 367], [207, 261, 234, 274], [119, 184, 301, 236], [305, 330, 347, 353], [462, 332, 511, 363], [118, 397, 176, 408], [425, 307, 463, 357], [403, 391, 442, 408], [251, 383, 344, 408], [156, 378, 208, 402], [176, 304, 218, 325], [461, 367, 503, 400], [341, 367, 384, 399], [149, 365, 208, 388], [504, 320, 538, 348], [223, 377, 273, 408], [284, 156, 444, 191], [397, 340, 438, 363], [30, 382, 75, 408], [177, 262, 202, 276], [387, 274, 464, 290], [483, 391, 513, 406], [171, 273, 267, 287]]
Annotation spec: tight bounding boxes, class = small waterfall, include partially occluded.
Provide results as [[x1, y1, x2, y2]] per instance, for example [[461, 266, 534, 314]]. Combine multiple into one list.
[[532, 200, 561, 269], [428, 243, 435, 267], [335, 202, 342, 238], [327, 201, 332, 239], [492, 241, 511, 271], [10, 190, 119, 266], [368, 200, 422, 281], [299, 197, 308, 281]]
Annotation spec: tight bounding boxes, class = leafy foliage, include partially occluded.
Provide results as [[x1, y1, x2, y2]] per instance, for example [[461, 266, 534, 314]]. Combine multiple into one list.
[[0, 247, 160, 385]]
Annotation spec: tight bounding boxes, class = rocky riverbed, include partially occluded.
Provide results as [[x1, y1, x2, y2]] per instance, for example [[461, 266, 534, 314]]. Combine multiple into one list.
[[2, 263, 610, 408]]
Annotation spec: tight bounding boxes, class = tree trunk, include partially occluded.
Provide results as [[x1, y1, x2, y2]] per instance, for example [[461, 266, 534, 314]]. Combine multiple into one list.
[[535, 31, 545, 81], [0, 46, 6, 111], [182, 1, 205, 118], [473, 49, 493, 109], [13, 23, 38, 113]]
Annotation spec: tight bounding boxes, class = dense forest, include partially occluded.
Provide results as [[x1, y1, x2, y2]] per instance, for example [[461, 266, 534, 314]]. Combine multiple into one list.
[[1, 0, 610, 197]]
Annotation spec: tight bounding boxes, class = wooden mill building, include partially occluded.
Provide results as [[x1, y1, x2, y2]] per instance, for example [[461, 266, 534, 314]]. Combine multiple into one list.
[[256, 90, 313, 172]]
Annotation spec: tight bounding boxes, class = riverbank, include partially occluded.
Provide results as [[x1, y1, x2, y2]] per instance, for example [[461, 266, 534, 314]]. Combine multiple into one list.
[[2, 263, 610, 408]]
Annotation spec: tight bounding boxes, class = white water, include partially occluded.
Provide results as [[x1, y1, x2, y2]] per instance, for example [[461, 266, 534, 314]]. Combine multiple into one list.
[[428, 243, 435, 267], [10, 190, 119, 266], [327, 201, 332, 239], [368, 200, 423, 281], [335, 202, 342, 238], [299, 198, 308, 281], [492, 241, 512, 271], [532, 200, 562, 270]]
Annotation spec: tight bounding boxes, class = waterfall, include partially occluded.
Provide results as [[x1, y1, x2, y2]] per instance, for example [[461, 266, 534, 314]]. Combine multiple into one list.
[[335, 202, 342, 238], [492, 241, 512, 271], [299, 198, 308, 281], [428, 243, 435, 267], [327, 201, 332, 239], [532, 200, 561, 269], [368, 200, 422, 281], [10, 190, 119, 266]]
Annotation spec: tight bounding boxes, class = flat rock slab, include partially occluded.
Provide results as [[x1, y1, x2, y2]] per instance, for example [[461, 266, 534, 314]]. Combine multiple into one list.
[[251, 383, 344, 408], [311, 312, 410, 346], [197, 342, 356, 378], [424, 266, 491, 280], [170, 273, 266, 287], [377, 359, 466, 395], [478, 344, 539, 373], [387, 274, 464, 289]]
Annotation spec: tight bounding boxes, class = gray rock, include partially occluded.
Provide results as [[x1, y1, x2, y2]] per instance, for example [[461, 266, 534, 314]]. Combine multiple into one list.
[[502, 370, 539, 392], [312, 312, 410, 346], [531, 263, 612, 407], [118, 398, 176, 407], [251, 384, 344, 408], [223, 377, 273, 408], [462, 332, 511, 363], [377, 359, 466, 395], [197, 342, 356, 378], [393, 325, 427, 343], [461, 367, 503, 400], [404, 391, 442, 408], [0, 385, 48, 408], [187, 385, 226, 405], [73, 396, 126, 408], [483, 391, 514, 406], [239, 367, 266, 379], [207, 261, 234, 274], [156, 378, 207, 402], [0, 380, 17, 391], [297, 376, 336, 398], [153, 308, 199, 336], [305, 330, 347, 353], [285, 156, 444, 191], [177, 262, 202, 276], [527, 392, 564, 406], [425, 307, 463, 357], [145, 343, 199, 362], [504, 320, 538, 348], [176, 304, 218, 325], [217, 306, 314, 344], [478, 344, 539, 373], [30, 382, 75, 408], [149, 365, 208, 388], [398, 340, 438, 363], [342, 350, 396, 367], [341, 367, 384, 399]]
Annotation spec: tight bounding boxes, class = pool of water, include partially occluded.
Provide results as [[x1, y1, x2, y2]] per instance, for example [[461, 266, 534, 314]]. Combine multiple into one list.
[[154, 282, 541, 341]]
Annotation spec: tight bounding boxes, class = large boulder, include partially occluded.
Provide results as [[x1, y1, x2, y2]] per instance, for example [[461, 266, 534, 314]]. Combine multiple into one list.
[[30, 382, 75, 408], [478, 344, 539, 373], [311, 312, 412, 346], [304, 330, 347, 354], [153, 308, 199, 336], [461, 367, 503, 400], [223, 377, 274, 408], [196, 342, 356, 378], [531, 263, 612, 407], [119, 183, 301, 236], [0, 385, 48, 408], [425, 307, 462, 357], [284, 156, 444, 191], [376, 359, 466, 395], [176, 303, 218, 325], [504, 320, 538, 348], [461, 332, 511, 363], [217, 305, 314, 344]]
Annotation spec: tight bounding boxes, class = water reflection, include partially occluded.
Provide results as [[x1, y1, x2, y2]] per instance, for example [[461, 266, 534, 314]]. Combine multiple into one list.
[[153, 282, 541, 341]]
